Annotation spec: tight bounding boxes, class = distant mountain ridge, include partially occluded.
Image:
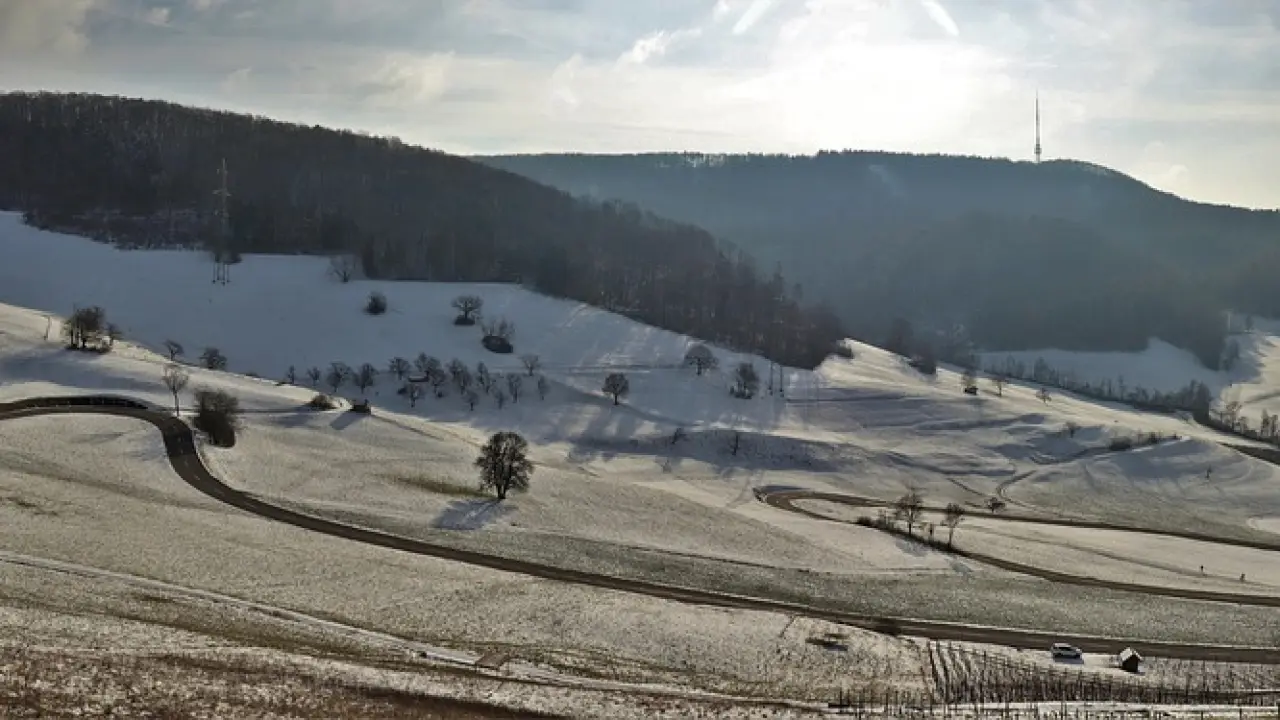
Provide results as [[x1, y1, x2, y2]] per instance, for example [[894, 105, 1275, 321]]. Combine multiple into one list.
[[475, 151, 1280, 369]]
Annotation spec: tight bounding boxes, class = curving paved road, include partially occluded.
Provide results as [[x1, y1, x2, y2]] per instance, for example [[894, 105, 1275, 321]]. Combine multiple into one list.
[[758, 488, 1280, 609], [1, 395, 1277, 665]]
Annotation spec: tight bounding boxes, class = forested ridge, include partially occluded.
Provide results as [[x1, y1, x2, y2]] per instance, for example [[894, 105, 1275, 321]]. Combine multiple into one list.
[[478, 152, 1280, 369], [0, 93, 841, 369]]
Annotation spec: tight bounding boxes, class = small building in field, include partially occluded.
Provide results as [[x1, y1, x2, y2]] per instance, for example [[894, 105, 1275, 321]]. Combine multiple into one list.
[[1117, 647, 1143, 673]]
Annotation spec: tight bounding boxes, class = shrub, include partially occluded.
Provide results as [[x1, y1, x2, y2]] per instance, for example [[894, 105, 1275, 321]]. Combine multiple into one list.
[[364, 291, 388, 315], [1109, 437, 1134, 452], [482, 335, 514, 354], [306, 393, 338, 410], [193, 388, 241, 447]]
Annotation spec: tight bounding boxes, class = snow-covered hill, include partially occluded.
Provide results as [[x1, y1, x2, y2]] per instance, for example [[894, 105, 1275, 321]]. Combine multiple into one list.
[[2, 210, 1280, 702]]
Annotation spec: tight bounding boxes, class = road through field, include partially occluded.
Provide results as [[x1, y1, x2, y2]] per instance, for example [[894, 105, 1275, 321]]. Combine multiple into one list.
[[1, 395, 1277, 664]]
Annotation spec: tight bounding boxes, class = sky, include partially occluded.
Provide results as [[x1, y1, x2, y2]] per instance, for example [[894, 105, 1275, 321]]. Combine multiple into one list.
[[2, 0, 1279, 209]]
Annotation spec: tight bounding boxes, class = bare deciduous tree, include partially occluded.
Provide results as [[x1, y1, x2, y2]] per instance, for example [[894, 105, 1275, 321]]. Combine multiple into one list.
[[520, 354, 541, 376], [894, 491, 925, 535], [943, 502, 966, 547], [464, 389, 479, 411], [306, 366, 322, 387], [284, 365, 297, 384], [354, 363, 378, 396], [328, 255, 357, 283], [506, 373, 523, 402], [200, 347, 227, 370], [448, 359, 471, 392], [480, 317, 515, 340], [684, 344, 718, 375], [989, 372, 1007, 397], [603, 373, 629, 405], [414, 353, 434, 377], [732, 362, 759, 399], [163, 339, 184, 360], [388, 356, 411, 380], [961, 367, 977, 389], [1036, 386, 1051, 403], [475, 362, 494, 393], [536, 374, 549, 400], [404, 382, 425, 408], [428, 365, 449, 397], [326, 362, 351, 393], [62, 305, 107, 350], [162, 363, 189, 415], [493, 388, 508, 409], [451, 295, 483, 325], [475, 431, 532, 500]]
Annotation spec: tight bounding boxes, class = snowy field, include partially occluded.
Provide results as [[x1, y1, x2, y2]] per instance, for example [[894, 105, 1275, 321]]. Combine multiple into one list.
[[982, 319, 1280, 427], [1, 213, 1279, 708]]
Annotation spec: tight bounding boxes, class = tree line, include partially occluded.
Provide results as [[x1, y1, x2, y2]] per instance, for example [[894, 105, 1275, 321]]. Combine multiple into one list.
[[0, 92, 841, 369]]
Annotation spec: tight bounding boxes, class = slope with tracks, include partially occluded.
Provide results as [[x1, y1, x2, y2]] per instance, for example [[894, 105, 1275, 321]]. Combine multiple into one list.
[[2, 394, 1277, 664]]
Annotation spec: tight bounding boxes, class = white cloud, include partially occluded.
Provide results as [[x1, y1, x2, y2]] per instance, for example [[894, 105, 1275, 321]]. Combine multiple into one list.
[[0, 0, 98, 57], [920, 0, 960, 37], [143, 6, 171, 26], [732, 0, 775, 35]]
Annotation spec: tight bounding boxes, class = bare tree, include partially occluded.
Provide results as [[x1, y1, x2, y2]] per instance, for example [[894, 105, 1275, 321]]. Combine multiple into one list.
[[520, 354, 542, 376], [481, 317, 515, 340], [162, 363, 189, 415], [603, 373, 629, 405], [388, 356, 411, 380], [728, 430, 742, 456], [326, 362, 351, 393], [989, 372, 1007, 397], [961, 366, 977, 389], [284, 365, 297, 384], [404, 382, 425, 408], [163, 339, 184, 360], [105, 323, 123, 349], [428, 365, 449, 397], [354, 363, 378, 396], [62, 305, 107, 350], [943, 502, 966, 547], [684, 344, 718, 375], [493, 388, 508, 409], [536, 374, 549, 400], [475, 362, 494, 393], [474, 431, 533, 500], [1036, 386, 1051, 403], [200, 347, 227, 370], [894, 491, 925, 535], [328, 255, 357, 283], [306, 366, 322, 387], [506, 373, 523, 402], [464, 389, 479, 411], [451, 295, 484, 325], [413, 353, 434, 378], [732, 362, 759, 399], [448, 359, 472, 393]]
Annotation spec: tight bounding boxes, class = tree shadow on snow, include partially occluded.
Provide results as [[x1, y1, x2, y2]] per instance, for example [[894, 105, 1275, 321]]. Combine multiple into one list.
[[329, 410, 368, 432], [431, 498, 512, 531]]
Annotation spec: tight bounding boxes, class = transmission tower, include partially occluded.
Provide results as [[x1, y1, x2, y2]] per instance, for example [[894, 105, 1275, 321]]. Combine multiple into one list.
[[212, 158, 232, 285]]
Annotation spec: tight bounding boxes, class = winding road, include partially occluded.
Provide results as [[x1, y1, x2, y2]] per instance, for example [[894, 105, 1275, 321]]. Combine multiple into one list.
[[2, 395, 1277, 664], [757, 489, 1280, 608]]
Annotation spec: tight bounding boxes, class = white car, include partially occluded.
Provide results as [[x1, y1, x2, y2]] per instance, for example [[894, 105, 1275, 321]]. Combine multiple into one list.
[[1051, 643, 1083, 660]]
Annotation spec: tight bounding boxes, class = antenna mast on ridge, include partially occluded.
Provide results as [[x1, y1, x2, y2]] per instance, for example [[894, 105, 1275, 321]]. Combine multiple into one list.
[[1034, 92, 1043, 164]]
